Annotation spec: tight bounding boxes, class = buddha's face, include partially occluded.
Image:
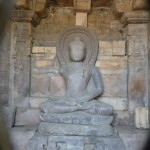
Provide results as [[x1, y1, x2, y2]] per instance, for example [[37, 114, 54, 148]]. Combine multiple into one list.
[[69, 38, 86, 62]]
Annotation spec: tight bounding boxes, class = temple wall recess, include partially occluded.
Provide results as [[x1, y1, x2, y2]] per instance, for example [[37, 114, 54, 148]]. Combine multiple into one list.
[[0, 0, 149, 150]]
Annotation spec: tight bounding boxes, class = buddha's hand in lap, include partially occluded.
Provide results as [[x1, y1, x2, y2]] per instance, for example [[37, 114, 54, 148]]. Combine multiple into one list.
[[49, 96, 82, 107]]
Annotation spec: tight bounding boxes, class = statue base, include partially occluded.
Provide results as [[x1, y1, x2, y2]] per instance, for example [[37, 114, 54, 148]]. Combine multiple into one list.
[[27, 134, 126, 150], [38, 122, 113, 137], [40, 111, 114, 126], [27, 100, 126, 150]]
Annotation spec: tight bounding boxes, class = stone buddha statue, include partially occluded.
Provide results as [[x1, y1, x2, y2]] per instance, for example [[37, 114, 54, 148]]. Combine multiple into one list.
[[27, 27, 126, 150], [28, 26, 125, 150], [40, 37, 113, 116]]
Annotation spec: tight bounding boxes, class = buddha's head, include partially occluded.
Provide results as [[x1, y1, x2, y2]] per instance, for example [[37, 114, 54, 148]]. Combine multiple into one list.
[[69, 37, 86, 62]]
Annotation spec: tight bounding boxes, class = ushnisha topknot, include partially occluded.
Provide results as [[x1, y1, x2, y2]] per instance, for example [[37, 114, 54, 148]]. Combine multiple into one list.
[[69, 37, 86, 49]]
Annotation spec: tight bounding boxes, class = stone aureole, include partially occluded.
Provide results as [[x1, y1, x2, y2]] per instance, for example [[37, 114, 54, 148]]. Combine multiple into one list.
[[27, 26, 126, 150]]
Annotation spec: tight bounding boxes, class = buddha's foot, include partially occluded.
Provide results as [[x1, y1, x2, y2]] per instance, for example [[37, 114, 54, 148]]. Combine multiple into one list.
[[81, 100, 114, 116]]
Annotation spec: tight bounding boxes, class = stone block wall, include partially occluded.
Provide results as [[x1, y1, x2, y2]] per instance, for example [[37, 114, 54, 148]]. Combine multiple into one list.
[[28, 6, 135, 126], [0, 5, 149, 129], [0, 1, 149, 150], [88, 8, 123, 40], [32, 7, 75, 47], [32, 7, 123, 47]]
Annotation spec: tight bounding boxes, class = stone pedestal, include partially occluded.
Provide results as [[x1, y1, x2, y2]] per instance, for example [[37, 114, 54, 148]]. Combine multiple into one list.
[[27, 134, 125, 150], [27, 103, 126, 150]]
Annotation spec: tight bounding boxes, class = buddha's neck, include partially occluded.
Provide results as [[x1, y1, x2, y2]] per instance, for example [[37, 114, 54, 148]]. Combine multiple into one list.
[[71, 62, 83, 65]]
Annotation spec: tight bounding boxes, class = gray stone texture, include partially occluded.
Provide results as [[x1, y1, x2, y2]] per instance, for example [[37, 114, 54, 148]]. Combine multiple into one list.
[[112, 111, 134, 126], [101, 74, 127, 98], [96, 56, 128, 99], [30, 73, 50, 97], [38, 122, 113, 137], [15, 108, 40, 126], [3, 106, 16, 128], [117, 127, 149, 150], [125, 23, 149, 111], [26, 134, 47, 150], [29, 97, 47, 108], [50, 75, 66, 96], [40, 100, 114, 115], [9, 126, 37, 150], [98, 97, 128, 111], [40, 111, 113, 126], [9, 22, 32, 107], [27, 134, 125, 150], [39, 28, 114, 117]]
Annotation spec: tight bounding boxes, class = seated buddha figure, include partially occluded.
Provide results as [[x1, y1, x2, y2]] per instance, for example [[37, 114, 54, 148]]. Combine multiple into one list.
[[40, 37, 113, 116]]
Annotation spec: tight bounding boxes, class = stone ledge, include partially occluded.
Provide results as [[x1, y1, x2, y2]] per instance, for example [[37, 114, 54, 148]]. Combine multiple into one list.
[[121, 11, 150, 26]]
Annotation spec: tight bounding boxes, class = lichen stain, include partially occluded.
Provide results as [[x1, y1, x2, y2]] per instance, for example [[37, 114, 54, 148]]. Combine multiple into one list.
[[133, 79, 144, 92], [131, 76, 145, 95]]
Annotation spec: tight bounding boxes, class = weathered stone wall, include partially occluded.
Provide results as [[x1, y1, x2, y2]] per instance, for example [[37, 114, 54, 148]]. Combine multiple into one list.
[[0, 4, 149, 129], [0, 22, 11, 105], [32, 7, 123, 47], [0, 1, 149, 150], [32, 7, 75, 47]]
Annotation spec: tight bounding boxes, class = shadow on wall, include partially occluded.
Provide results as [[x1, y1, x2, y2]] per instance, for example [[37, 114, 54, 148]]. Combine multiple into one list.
[[0, 1, 13, 150]]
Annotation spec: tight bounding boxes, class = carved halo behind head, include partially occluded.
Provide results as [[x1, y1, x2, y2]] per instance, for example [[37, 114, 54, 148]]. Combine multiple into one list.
[[56, 26, 99, 66]]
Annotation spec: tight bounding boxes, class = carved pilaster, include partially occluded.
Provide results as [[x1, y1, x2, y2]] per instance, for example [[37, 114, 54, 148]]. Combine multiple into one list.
[[9, 10, 41, 107], [121, 11, 149, 112], [9, 21, 32, 107]]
